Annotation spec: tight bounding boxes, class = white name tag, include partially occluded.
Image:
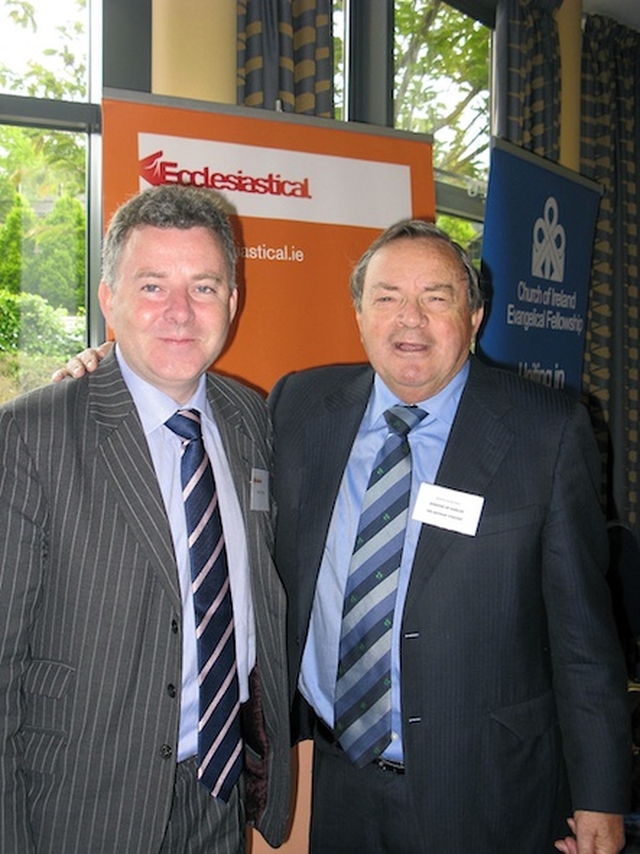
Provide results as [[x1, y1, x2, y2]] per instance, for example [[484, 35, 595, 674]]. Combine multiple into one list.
[[250, 467, 270, 511], [412, 483, 484, 536]]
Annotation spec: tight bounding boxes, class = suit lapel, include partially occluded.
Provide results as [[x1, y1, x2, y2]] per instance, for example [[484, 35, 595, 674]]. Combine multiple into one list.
[[405, 358, 515, 610], [89, 353, 181, 611], [296, 367, 374, 600], [204, 374, 252, 504]]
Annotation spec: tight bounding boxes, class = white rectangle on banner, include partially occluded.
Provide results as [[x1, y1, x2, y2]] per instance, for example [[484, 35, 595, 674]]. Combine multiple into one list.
[[138, 132, 412, 229]]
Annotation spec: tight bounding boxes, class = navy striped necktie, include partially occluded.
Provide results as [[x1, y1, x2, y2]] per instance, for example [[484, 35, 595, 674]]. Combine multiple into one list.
[[335, 404, 427, 767], [165, 409, 243, 802]]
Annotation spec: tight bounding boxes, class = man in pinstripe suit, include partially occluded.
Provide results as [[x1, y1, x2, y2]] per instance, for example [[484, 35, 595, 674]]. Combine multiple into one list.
[[0, 185, 290, 853]]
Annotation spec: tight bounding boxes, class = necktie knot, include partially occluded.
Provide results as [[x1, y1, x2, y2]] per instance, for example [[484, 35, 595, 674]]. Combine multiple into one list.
[[384, 404, 427, 437], [165, 408, 202, 443]]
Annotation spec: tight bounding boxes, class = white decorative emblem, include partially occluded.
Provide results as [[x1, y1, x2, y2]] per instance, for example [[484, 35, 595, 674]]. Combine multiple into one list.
[[531, 197, 566, 282]]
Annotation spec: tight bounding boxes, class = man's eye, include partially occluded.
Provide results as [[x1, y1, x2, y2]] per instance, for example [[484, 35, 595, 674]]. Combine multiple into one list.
[[141, 284, 160, 292]]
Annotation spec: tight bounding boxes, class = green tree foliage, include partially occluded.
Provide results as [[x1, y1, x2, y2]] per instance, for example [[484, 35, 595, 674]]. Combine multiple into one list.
[[2, 0, 35, 30], [0, 192, 86, 311], [0, 2, 87, 308], [0, 0, 87, 195], [0, 122, 85, 203], [394, 0, 490, 180], [0, 195, 36, 294], [0, 286, 85, 401], [0, 290, 20, 350], [32, 195, 86, 311], [436, 213, 482, 262], [332, 3, 490, 183], [0, 288, 84, 355], [0, 1, 88, 399], [0, 177, 17, 221], [0, 0, 87, 100]]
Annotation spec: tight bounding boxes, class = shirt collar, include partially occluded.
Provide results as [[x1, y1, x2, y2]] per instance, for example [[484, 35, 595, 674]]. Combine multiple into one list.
[[115, 344, 209, 437], [368, 358, 470, 430]]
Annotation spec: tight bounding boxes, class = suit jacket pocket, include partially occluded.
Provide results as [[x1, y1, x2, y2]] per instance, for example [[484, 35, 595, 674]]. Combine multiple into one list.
[[489, 690, 556, 741], [22, 660, 74, 773], [476, 504, 543, 538], [24, 659, 75, 700]]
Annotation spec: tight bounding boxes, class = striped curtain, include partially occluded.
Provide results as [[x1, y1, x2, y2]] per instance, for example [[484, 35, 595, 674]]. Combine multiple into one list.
[[494, 0, 562, 160], [237, 0, 333, 117], [580, 15, 640, 538]]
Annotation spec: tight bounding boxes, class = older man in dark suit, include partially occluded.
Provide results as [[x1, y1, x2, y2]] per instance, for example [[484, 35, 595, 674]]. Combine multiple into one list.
[[0, 185, 290, 853], [269, 220, 630, 854]]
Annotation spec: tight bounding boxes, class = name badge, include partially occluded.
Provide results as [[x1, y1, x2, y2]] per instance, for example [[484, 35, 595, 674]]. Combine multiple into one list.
[[250, 468, 270, 511], [412, 483, 484, 536]]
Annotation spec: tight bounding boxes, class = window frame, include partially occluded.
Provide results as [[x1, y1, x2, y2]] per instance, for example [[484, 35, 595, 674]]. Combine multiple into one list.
[[0, 0, 154, 348], [343, 0, 493, 223], [0, 92, 104, 343]]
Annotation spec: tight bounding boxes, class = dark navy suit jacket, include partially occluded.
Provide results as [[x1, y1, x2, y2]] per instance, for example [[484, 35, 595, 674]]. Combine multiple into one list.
[[270, 354, 630, 854]]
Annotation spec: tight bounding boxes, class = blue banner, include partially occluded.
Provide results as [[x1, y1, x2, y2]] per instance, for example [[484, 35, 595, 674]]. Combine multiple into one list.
[[477, 139, 601, 396]]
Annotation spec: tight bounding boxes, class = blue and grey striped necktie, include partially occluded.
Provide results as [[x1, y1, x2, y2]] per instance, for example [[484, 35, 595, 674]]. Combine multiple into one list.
[[165, 409, 243, 802], [335, 404, 427, 767]]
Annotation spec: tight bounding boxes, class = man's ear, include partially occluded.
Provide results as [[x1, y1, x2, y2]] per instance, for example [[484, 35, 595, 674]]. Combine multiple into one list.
[[98, 280, 113, 324], [229, 286, 239, 324]]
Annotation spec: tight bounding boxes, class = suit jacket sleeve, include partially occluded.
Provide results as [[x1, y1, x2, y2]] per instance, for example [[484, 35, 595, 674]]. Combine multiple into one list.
[[542, 400, 631, 811], [0, 405, 43, 852]]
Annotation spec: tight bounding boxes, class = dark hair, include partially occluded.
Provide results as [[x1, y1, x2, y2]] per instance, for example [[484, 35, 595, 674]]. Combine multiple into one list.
[[102, 184, 237, 289], [350, 219, 483, 313]]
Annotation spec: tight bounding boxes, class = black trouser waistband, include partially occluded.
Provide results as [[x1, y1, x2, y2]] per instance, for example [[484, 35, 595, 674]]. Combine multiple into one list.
[[314, 719, 405, 774]]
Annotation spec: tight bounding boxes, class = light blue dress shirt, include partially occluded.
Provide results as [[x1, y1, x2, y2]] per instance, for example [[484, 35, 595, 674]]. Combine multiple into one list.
[[116, 347, 255, 762], [299, 361, 469, 762]]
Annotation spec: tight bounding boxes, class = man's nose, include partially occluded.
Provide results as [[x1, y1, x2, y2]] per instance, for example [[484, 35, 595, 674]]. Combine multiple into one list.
[[397, 299, 427, 326], [165, 289, 192, 321]]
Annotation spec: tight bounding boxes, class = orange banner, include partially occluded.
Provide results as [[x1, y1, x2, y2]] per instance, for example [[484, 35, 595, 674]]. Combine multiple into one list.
[[102, 95, 435, 394]]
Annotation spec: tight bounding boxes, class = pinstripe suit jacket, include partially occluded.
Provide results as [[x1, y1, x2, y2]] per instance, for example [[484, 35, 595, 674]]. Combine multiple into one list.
[[0, 352, 290, 853], [270, 355, 630, 854]]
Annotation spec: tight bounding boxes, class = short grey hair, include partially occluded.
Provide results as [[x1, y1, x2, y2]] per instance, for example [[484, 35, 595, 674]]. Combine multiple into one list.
[[101, 184, 237, 289], [350, 219, 484, 313]]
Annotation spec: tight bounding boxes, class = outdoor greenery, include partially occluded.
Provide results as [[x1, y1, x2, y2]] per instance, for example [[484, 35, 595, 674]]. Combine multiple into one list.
[[0, 168, 86, 402], [394, 0, 490, 182], [333, 1, 489, 256], [0, 0, 87, 401], [334, 0, 490, 185], [0, 0, 87, 101]]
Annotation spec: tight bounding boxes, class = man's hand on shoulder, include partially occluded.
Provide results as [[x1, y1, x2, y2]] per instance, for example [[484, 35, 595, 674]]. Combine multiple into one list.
[[555, 811, 625, 854], [51, 341, 113, 382]]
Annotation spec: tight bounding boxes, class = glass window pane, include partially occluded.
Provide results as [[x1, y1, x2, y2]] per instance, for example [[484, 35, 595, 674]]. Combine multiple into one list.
[[333, 0, 345, 120], [0, 0, 89, 101], [435, 213, 484, 354], [394, 1, 491, 193], [435, 213, 483, 263], [0, 124, 87, 402]]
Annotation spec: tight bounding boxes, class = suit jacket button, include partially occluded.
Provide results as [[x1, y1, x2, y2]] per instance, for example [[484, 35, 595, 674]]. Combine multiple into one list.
[[167, 684, 177, 698], [160, 744, 173, 759], [171, 619, 179, 634]]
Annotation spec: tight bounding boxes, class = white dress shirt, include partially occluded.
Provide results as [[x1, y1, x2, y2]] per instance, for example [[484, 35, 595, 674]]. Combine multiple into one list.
[[116, 346, 256, 761]]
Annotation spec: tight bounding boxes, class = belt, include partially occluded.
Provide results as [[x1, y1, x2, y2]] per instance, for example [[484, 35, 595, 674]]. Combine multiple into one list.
[[372, 757, 405, 774], [315, 720, 405, 774]]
